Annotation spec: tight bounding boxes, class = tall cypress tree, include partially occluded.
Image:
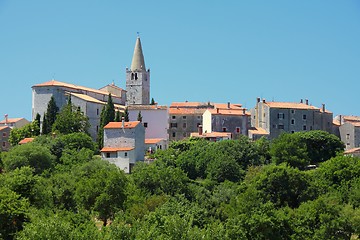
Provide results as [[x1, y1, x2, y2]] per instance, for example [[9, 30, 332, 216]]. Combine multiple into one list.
[[43, 96, 59, 134], [41, 114, 47, 135], [97, 94, 115, 149], [137, 111, 143, 122], [114, 110, 122, 122], [124, 107, 129, 122], [34, 113, 41, 136], [150, 98, 155, 105]]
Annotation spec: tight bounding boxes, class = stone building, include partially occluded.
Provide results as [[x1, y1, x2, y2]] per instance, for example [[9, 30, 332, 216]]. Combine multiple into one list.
[[335, 115, 360, 150], [101, 121, 145, 173], [251, 98, 333, 139], [32, 80, 125, 140], [202, 104, 250, 139], [126, 37, 150, 105], [0, 116, 29, 129], [0, 126, 11, 151]]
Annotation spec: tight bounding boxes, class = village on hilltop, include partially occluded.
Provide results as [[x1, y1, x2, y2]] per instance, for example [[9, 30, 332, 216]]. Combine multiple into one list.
[[1, 37, 359, 173]]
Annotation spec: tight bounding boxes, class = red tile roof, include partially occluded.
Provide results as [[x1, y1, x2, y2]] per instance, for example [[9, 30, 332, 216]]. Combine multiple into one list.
[[344, 147, 360, 154], [145, 138, 164, 144], [265, 102, 320, 110], [32, 80, 118, 96], [0, 126, 10, 131], [104, 121, 140, 129], [0, 118, 25, 124], [19, 138, 35, 144], [101, 147, 134, 152], [248, 127, 269, 135]]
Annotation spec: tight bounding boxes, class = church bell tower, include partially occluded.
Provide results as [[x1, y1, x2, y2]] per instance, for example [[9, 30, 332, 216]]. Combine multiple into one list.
[[126, 37, 150, 105]]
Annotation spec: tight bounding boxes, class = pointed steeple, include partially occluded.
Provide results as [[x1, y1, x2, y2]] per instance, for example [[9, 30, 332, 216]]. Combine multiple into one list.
[[130, 37, 146, 71]]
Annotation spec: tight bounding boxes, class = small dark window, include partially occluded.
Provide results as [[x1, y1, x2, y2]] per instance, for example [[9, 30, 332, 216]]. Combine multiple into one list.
[[2, 142, 6, 147], [291, 130, 295, 133], [303, 125, 307, 130], [106, 153, 110, 158], [135, 73, 138, 80], [144, 122, 148, 128], [278, 125, 284, 129], [131, 73, 134, 80], [291, 109, 295, 114], [222, 127, 227, 132], [125, 152, 128, 157], [2, 132, 6, 137], [236, 127, 240, 133], [97, 109, 99, 115], [170, 123, 177, 128], [172, 115, 176, 119], [182, 116, 187, 119], [303, 114, 307, 120], [291, 119, 295, 125], [172, 132, 176, 138], [183, 123, 186, 128], [278, 113, 284, 119]]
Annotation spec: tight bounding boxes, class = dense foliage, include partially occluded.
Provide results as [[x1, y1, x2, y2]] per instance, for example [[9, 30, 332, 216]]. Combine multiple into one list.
[[0, 130, 358, 239]]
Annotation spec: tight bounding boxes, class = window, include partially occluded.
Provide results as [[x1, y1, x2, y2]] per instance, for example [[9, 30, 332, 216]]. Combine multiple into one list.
[[172, 116, 176, 119], [278, 113, 285, 119], [303, 114, 307, 120], [97, 109, 99, 115], [183, 123, 186, 128], [170, 123, 177, 128], [96, 125, 99, 132], [182, 116, 187, 119], [2, 132, 6, 137], [197, 123, 201, 127], [222, 127, 227, 132], [183, 132, 186, 137], [125, 152, 128, 157], [291, 119, 295, 125], [172, 132, 176, 138], [236, 127, 241, 133], [291, 109, 295, 114], [197, 116, 201, 119], [135, 73, 138, 80], [291, 130, 295, 133], [278, 124, 284, 129], [144, 122, 148, 128], [131, 73, 134, 80], [303, 125, 307, 130], [346, 134, 350, 140], [106, 153, 110, 158], [2, 142, 5, 147]]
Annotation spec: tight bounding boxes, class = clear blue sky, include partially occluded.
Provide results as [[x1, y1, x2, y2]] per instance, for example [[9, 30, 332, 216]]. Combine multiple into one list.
[[1, 0, 360, 120]]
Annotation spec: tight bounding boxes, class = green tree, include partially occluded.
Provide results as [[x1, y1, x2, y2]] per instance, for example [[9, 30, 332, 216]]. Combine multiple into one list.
[[137, 111, 142, 122], [42, 96, 59, 134], [97, 94, 115, 149], [0, 187, 30, 239], [41, 114, 47, 135], [3, 143, 55, 174], [34, 113, 41, 135], [124, 107, 129, 122], [270, 133, 310, 169], [298, 130, 344, 165], [150, 97, 155, 105], [8, 121, 40, 146], [74, 160, 128, 226], [52, 97, 90, 135], [114, 110, 122, 122]]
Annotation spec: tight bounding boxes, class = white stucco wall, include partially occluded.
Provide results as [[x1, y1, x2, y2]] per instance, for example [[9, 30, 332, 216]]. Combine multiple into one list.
[[202, 110, 212, 134]]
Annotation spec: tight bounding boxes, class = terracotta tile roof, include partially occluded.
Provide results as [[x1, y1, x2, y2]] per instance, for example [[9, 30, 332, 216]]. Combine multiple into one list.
[[333, 120, 341, 126], [350, 122, 360, 127], [344, 147, 360, 154], [170, 102, 205, 107], [32, 79, 120, 97], [19, 138, 34, 144], [213, 103, 242, 109], [265, 102, 320, 110], [99, 84, 125, 92], [128, 105, 168, 110], [343, 116, 360, 122], [208, 108, 250, 116], [0, 126, 10, 131], [169, 108, 207, 115], [0, 118, 25, 124], [248, 127, 269, 135], [104, 121, 140, 129], [145, 138, 164, 144], [101, 147, 134, 152], [69, 93, 125, 110]]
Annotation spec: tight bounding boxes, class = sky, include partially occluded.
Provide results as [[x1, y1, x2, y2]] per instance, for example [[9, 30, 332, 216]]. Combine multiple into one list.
[[1, 0, 360, 120]]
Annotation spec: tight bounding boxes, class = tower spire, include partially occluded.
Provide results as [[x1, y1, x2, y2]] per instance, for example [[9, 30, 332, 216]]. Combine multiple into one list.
[[130, 36, 146, 71]]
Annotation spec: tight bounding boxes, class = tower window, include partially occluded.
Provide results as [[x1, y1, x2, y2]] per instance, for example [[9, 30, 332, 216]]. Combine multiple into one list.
[[131, 73, 134, 80], [135, 73, 138, 80]]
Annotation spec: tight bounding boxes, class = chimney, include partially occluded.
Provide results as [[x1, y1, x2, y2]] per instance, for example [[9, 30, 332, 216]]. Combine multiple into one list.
[[227, 102, 230, 109], [300, 99, 303, 103], [262, 99, 266, 103], [305, 99, 309, 105], [339, 115, 342, 125], [217, 108, 219, 114], [322, 104, 325, 112], [242, 109, 246, 115], [198, 125, 203, 135], [257, 97, 261, 103], [4, 114, 8, 125]]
